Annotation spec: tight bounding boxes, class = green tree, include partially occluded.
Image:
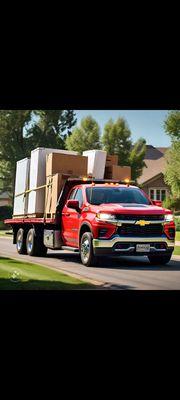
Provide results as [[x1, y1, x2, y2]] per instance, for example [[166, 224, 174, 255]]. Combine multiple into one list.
[[102, 118, 132, 165], [26, 110, 77, 149], [65, 116, 101, 153], [164, 110, 180, 141], [101, 117, 146, 182], [0, 110, 32, 195], [129, 138, 146, 181], [0, 110, 77, 195], [164, 141, 180, 198], [164, 110, 180, 198]]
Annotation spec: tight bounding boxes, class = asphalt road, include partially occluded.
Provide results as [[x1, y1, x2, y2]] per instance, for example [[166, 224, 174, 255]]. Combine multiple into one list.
[[0, 237, 180, 289]]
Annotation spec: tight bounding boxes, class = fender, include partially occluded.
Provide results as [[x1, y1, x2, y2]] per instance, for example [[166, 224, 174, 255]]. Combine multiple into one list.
[[79, 221, 93, 244]]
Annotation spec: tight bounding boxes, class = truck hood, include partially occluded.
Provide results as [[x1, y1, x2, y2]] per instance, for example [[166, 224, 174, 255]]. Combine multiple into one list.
[[94, 203, 171, 215]]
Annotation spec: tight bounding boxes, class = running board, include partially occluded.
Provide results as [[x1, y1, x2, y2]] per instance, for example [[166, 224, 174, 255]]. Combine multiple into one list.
[[61, 246, 79, 252]]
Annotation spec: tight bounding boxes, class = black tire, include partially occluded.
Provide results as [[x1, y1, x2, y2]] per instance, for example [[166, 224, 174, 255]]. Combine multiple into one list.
[[26, 228, 47, 257], [80, 232, 97, 267], [16, 228, 27, 254], [148, 253, 172, 265]]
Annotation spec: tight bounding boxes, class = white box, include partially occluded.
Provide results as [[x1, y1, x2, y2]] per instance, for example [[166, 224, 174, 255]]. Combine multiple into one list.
[[82, 150, 107, 179], [28, 148, 78, 215], [13, 157, 30, 216]]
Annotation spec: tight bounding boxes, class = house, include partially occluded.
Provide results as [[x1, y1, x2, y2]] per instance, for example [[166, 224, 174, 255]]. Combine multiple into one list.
[[0, 191, 12, 207], [138, 145, 170, 201]]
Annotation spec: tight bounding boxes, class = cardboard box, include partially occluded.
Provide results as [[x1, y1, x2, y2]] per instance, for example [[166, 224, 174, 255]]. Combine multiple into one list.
[[45, 173, 68, 217], [106, 154, 118, 166], [82, 150, 107, 179], [46, 153, 88, 178], [104, 165, 131, 180]]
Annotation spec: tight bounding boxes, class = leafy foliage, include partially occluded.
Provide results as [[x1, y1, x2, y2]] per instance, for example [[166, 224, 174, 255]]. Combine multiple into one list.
[[102, 118, 132, 165], [164, 142, 180, 198], [26, 110, 77, 150], [0, 205, 13, 221], [0, 110, 77, 195], [164, 110, 180, 141], [66, 116, 101, 153], [101, 118, 146, 182], [129, 138, 146, 181], [0, 110, 32, 195]]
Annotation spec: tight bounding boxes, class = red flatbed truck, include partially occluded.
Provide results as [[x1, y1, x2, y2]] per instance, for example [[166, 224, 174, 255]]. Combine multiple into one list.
[[5, 178, 175, 266]]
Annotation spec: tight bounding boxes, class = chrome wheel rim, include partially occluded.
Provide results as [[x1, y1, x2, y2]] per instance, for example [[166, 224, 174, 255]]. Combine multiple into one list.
[[27, 233, 33, 252], [81, 238, 90, 263], [17, 231, 23, 251]]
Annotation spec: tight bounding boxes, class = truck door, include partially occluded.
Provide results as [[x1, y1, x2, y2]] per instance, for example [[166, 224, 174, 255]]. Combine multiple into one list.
[[62, 188, 84, 247]]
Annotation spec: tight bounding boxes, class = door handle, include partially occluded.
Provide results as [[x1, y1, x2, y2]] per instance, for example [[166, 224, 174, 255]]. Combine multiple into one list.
[[64, 213, 70, 217]]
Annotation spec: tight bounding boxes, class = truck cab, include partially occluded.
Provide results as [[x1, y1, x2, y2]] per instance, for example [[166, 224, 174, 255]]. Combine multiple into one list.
[[60, 181, 175, 266]]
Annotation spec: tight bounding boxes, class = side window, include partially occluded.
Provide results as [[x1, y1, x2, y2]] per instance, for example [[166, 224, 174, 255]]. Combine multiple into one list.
[[68, 188, 77, 200], [74, 189, 84, 208]]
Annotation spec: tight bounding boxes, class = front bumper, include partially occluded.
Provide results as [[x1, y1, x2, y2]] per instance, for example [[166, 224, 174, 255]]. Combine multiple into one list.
[[93, 235, 175, 256]]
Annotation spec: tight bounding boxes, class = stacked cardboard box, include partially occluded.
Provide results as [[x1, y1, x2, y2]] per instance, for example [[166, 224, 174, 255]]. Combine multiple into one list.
[[45, 173, 71, 218], [105, 154, 118, 167], [104, 153, 131, 180], [44, 152, 88, 217], [46, 152, 88, 177], [104, 165, 131, 180]]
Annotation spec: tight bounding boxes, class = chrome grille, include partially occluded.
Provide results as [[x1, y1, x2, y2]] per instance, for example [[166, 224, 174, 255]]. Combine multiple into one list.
[[115, 214, 164, 221]]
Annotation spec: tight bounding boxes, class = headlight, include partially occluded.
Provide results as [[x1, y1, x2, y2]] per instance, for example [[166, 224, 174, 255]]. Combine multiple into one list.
[[96, 213, 116, 221], [164, 214, 174, 222]]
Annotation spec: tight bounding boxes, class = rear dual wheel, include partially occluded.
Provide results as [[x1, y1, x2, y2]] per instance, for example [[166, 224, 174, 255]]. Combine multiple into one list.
[[26, 228, 47, 257], [16, 228, 47, 257], [16, 228, 27, 254]]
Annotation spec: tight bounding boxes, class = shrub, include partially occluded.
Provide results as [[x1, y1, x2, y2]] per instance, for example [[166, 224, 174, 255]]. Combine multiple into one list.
[[163, 196, 180, 213], [0, 205, 13, 221], [175, 217, 180, 231]]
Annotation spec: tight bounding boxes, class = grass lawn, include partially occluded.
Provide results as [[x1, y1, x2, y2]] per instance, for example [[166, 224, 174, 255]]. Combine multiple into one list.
[[175, 231, 180, 241], [173, 246, 180, 256], [0, 257, 94, 290], [0, 230, 12, 237]]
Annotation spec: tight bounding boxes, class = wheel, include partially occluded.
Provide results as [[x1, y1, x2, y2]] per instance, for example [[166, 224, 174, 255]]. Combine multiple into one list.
[[80, 232, 97, 267], [16, 228, 27, 254], [148, 253, 172, 265], [26, 228, 47, 257]]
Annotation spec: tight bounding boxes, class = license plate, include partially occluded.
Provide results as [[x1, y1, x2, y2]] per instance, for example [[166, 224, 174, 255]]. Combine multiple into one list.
[[136, 244, 150, 252]]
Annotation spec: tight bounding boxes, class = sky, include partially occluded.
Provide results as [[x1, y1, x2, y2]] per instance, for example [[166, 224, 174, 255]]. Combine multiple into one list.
[[74, 110, 171, 147]]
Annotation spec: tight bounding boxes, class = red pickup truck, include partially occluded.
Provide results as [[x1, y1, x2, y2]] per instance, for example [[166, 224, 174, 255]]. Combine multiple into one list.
[[5, 179, 175, 266]]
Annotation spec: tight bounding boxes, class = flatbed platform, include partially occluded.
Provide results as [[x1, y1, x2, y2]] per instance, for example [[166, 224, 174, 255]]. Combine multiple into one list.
[[5, 217, 56, 225]]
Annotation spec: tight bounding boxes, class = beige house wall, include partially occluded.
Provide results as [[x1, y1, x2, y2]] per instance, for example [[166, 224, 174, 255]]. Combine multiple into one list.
[[142, 175, 170, 197], [0, 198, 12, 206]]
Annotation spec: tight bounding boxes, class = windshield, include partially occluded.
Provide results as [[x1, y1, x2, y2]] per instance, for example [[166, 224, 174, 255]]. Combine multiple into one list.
[[86, 187, 151, 205]]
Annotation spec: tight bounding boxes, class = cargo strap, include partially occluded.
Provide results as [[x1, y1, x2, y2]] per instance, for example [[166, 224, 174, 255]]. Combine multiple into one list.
[[15, 183, 52, 198]]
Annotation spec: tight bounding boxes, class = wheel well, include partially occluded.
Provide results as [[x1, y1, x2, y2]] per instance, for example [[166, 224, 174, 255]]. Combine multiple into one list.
[[79, 224, 92, 245]]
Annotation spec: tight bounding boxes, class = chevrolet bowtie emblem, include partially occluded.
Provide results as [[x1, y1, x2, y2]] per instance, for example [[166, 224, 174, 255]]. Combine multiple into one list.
[[135, 220, 150, 226]]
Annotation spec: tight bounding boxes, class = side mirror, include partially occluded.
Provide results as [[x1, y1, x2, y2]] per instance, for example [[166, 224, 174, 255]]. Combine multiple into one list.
[[66, 199, 80, 211], [152, 200, 162, 207]]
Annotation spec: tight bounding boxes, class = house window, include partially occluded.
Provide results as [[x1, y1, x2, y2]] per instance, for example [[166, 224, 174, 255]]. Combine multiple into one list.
[[156, 190, 160, 200], [149, 188, 167, 201], [161, 190, 166, 201], [150, 189, 155, 200]]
